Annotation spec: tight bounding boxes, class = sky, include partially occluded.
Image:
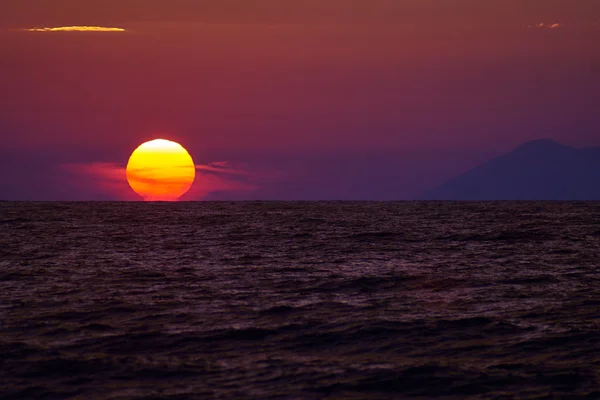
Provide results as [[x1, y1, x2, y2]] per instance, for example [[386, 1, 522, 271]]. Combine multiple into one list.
[[1, 0, 599, 200]]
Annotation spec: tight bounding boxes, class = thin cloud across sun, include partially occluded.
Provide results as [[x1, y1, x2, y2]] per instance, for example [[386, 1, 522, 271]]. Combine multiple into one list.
[[61, 160, 261, 201], [24, 26, 126, 33]]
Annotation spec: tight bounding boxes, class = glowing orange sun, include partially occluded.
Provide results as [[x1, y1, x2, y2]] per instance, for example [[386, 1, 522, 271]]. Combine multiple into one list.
[[126, 139, 196, 201]]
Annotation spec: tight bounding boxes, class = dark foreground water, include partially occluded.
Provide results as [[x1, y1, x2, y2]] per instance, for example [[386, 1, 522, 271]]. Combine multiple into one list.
[[1, 202, 600, 399]]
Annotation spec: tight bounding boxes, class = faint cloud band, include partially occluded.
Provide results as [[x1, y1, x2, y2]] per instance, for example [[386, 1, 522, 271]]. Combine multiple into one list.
[[24, 26, 126, 33]]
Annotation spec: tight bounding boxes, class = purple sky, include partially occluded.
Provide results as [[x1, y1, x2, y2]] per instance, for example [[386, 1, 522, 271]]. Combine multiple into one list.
[[1, 0, 599, 200]]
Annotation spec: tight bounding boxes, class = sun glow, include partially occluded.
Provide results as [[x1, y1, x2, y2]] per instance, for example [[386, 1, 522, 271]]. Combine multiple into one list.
[[26, 26, 125, 33], [126, 139, 196, 201]]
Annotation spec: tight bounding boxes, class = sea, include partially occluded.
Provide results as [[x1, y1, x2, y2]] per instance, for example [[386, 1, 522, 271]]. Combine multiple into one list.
[[1, 201, 600, 399]]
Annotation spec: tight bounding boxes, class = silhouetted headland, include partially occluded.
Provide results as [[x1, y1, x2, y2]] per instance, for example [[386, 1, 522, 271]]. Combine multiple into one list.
[[421, 139, 600, 200]]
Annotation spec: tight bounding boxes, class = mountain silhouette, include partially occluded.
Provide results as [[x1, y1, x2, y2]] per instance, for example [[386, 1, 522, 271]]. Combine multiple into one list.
[[421, 139, 600, 200]]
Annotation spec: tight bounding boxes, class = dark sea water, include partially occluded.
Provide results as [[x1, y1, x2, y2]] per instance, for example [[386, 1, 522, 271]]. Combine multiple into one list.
[[2, 202, 600, 399]]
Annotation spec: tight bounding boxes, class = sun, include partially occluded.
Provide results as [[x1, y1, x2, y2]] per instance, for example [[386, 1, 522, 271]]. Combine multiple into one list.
[[126, 139, 196, 201]]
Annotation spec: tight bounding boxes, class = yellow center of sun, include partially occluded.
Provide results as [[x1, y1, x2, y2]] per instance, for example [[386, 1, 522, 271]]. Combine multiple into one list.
[[126, 139, 196, 201]]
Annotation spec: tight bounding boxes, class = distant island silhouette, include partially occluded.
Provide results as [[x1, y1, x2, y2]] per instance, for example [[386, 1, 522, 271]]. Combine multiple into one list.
[[421, 139, 600, 200]]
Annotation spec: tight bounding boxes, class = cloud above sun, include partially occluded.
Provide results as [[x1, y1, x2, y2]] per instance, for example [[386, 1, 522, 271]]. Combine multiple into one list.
[[24, 26, 125, 33]]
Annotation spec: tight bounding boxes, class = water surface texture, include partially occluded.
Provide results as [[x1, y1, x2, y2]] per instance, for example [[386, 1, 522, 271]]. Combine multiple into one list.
[[1, 202, 600, 399]]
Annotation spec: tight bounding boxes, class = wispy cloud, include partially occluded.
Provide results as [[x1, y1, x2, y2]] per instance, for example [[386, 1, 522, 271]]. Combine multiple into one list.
[[24, 26, 126, 33], [61, 162, 137, 200], [529, 23, 562, 29], [61, 161, 262, 201], [196, 161, 251, 176]]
